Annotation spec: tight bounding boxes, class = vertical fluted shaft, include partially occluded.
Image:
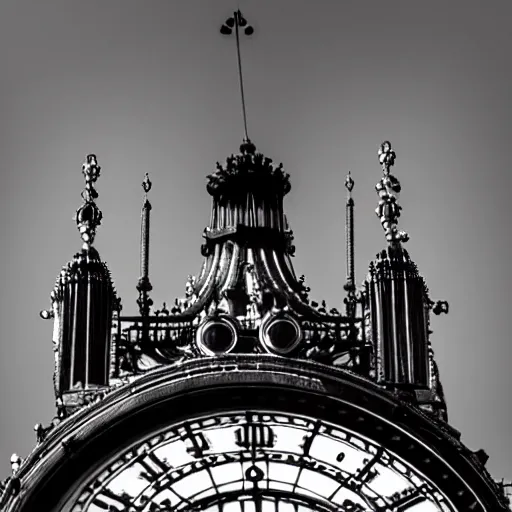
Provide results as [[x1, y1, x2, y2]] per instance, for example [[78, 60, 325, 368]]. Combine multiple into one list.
[[366, 248, 430, 388], [54, 249, 115, 393], [345, 196, 355, 291], [140, 198, 151, 280]]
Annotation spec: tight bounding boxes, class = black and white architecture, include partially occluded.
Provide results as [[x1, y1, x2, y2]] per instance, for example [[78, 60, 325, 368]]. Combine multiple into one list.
[[1, 10, 510, 512]]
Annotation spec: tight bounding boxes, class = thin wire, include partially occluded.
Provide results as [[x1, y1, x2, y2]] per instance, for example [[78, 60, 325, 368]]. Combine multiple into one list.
[[234, 10, 250, 140]]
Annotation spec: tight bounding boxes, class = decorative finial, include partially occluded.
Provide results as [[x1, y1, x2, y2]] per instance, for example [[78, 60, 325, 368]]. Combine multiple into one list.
[[240, 138, 256, 155], [142, 172, 152, 195], [10, 454, 21, 475], [220, 10, 254, 142], [345, 170, 354, 193], [39, 309, 54, 320], [220, 11, 254, 36], [432, 300, 449, 315], [34, 423, 51, 444], [137, 174, 153, 317], [375, 141, 409, 245], [76, 154, 103, 249]]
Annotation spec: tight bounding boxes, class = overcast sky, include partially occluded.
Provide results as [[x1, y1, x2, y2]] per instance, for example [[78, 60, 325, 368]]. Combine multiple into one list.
[[0, 0, 511, 484]]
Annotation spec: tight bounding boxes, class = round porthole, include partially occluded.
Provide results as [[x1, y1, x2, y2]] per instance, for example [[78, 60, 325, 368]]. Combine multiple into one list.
[[259, 312, 302, 354], [196, 316, 238, 355]]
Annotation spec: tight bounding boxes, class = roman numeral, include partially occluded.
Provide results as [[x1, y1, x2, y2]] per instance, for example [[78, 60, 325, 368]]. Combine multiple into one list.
[[138, 496, 169, 512], [356, 447, 384, 481], [134, 450, 170, 483], [388, 489, 427, 509], [92, 488, 137, 511], [348, 470, 378, 493], [235, 423, 275, 449], [184, 425, 210, 458], [300, 421, 321, 456], [330, 447, 384, 500]]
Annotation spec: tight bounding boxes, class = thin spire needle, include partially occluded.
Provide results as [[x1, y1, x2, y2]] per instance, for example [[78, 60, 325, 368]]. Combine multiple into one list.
[[344, 170, 356, 317], [234, 11, 249, 141], [220, 11, 254, 142]]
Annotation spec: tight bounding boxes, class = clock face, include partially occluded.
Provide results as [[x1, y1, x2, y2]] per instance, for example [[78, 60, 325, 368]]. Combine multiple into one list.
[[68, 411, 455, 512], [5, 358, 503, 512]]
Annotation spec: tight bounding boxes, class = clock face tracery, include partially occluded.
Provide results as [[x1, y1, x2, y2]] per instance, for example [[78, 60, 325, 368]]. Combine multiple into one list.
[[70, 411, 455, 512]]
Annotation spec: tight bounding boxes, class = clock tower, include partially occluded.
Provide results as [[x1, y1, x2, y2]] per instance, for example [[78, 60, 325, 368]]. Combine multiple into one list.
[[0, 10, 510, 512]]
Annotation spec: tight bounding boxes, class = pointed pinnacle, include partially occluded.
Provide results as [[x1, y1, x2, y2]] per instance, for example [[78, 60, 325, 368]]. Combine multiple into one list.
[[142, 173, 152, 194], [345, 171, 354, 192]]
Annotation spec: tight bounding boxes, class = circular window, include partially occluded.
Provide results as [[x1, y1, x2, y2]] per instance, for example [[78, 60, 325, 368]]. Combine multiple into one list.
[[196, 316, 238, 355], [260, 312, 302, 354]]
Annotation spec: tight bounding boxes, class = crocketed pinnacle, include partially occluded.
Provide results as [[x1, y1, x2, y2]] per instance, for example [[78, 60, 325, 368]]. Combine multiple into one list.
[[375, 141, 409, 246], [76, 155, 103, 249]]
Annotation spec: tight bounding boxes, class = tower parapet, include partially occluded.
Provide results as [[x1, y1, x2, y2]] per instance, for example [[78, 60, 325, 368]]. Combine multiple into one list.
[[108, 140, 365, 377]]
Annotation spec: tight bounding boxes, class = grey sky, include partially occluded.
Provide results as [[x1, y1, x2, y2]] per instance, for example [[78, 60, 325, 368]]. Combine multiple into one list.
[[0, 0, 511, 482]]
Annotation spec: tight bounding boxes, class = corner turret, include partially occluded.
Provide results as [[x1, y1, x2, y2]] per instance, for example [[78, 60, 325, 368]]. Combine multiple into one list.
[[42, 155, 119, 412], [364, 142, 430, 388]]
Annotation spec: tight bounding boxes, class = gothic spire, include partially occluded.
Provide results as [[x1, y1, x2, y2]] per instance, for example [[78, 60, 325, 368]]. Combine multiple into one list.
[[45, 155, 118, 405], [365, 141, 432, 391]]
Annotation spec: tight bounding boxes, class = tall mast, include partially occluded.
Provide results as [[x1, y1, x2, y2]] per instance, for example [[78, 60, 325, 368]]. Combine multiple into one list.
[[220, 10, 254, 143], [344, 171, 356, 317]]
